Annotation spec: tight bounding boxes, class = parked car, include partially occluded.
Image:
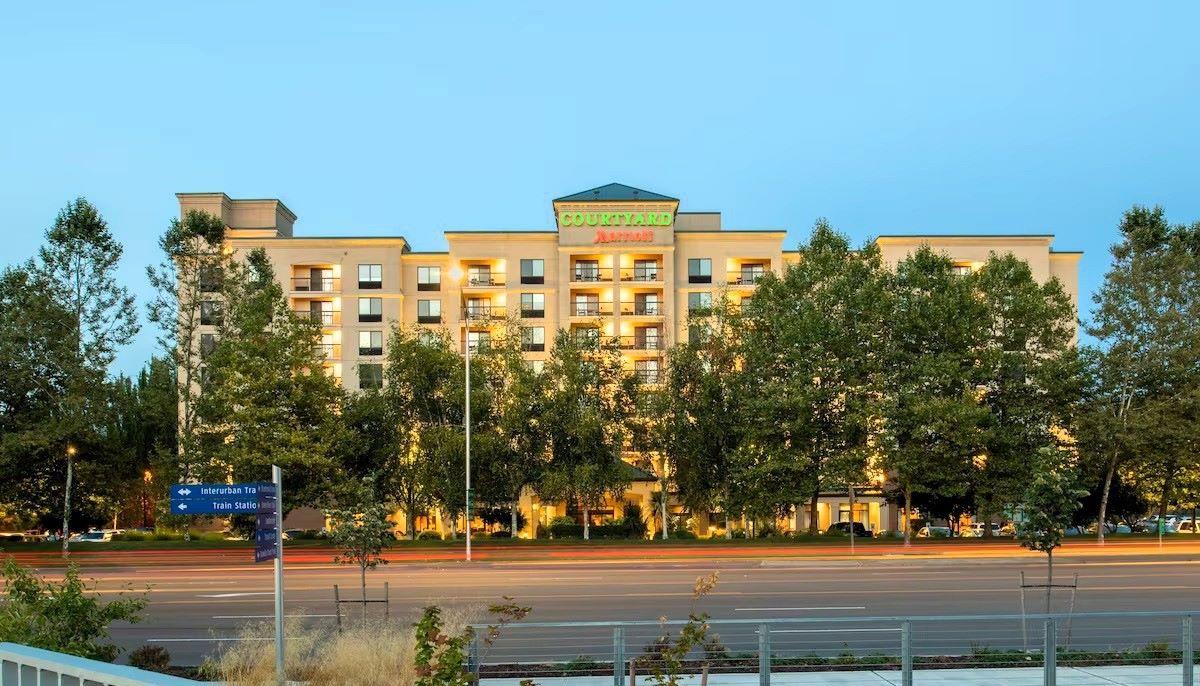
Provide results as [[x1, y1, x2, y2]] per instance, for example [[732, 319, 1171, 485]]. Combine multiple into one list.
[[1087, 521, 1132, 535], [76, 530, 114, 543], [0, 530, 45, 542], [1174, 519, 1200, 534], [826, 521, 872, 537], [916, 525, 951, 538], [1135, 516, 1180, 533], [963, 523, 1004, 538]]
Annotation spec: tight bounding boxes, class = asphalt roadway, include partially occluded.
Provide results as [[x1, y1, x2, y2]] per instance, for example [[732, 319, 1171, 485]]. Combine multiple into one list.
[[16, 541, 1200, 668]]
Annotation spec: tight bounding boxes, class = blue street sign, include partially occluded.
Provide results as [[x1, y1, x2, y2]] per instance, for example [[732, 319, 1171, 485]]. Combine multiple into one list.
[[255, 540, 278, 563], [256, 513, 278, 530], [171, 482, 276, 515], [255, 528, 278, 544]]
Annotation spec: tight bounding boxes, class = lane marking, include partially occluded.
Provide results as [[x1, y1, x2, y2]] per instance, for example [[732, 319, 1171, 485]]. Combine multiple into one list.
[[198, 592, 273, 598], [736, 606, 865, 612]]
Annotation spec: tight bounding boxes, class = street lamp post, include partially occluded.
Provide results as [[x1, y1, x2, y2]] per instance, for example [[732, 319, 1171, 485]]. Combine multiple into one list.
[[451, 267, 472, 563], [62, 444, 77, 558]]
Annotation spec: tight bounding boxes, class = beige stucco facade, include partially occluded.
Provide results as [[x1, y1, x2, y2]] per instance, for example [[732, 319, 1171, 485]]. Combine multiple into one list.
[[177, 184, 1081, 538]]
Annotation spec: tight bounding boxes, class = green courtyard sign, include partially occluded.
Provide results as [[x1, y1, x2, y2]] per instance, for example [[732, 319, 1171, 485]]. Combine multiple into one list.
[[559, 211, 673, 228]]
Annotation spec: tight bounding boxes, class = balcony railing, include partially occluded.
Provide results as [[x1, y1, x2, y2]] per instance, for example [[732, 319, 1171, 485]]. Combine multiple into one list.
[[570, 301, 613, 317], [731, 271, 765, 285], [294, 308, 341, 326], [620, 301, 664, 316], [317, 343, 342, 359], [620, 267, 662, 282], [291, 276, 340, 292], [571, 267, 612, 283], [463, 305, 507, 320], [634, 369, 662, 384], [465, 272, 505, 287], [619, 336, 664, 351]]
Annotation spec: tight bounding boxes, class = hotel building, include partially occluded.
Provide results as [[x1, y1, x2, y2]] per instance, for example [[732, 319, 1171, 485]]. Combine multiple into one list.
[[178, 183, 1081, 537]]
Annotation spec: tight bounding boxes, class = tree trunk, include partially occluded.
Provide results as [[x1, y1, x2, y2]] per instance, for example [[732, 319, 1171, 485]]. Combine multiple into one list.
[[511, 496, 520, 537], [1096, 455, 1117, 545], [807, 484, 821, 536], [660, 487, 669, 540], [407, 509, 416, 541], [724, 512, 731, 540], [1157, 476, 1172, 522], [583, 507, 590, 540], [61, 451, 74, 557], [903, 490, 912, 547], [1045, 548, 1053, 615]]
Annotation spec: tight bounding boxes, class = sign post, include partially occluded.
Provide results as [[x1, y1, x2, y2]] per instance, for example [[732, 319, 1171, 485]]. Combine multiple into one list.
[[169, 471, 284, 685]]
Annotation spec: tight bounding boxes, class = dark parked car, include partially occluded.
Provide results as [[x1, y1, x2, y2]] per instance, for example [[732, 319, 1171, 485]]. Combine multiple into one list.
[[826, 522, 872, 537]]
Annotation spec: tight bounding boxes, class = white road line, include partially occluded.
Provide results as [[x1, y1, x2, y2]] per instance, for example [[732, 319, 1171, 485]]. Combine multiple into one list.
[[735, 606, 866, 612], [198, 592, 273, 598]]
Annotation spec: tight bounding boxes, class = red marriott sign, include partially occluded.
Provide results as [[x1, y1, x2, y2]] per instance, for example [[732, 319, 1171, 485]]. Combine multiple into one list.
[[593, 228, 654, 243]]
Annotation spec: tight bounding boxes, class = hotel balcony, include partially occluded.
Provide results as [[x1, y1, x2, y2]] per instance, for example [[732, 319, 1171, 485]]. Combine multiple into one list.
[[619, 336, 664, 352], [291, 276, 341, 293], [619, 266, 663, 283], [570, 301, 614, 317], [463, 304, 507, 321], [570, 267, 613, 283], [317, 343, 342, 359], [634, 369, 662, 385], [294, 308, 341, 326], [463, 271, 505, 288], [619, 301, 665, 317]]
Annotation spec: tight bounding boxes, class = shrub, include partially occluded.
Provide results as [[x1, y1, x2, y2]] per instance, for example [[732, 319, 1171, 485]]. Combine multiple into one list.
[[672, 529, 697, 540], [416, 531, 442, 541], [547, 516, 583, 539], [0, 557, 146, 661], [488, 530, 512, 538], [128, 645, 171, 672]]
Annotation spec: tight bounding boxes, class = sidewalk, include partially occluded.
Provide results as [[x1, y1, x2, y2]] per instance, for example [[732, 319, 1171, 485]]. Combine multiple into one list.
[[482, 664, 1188, 685]]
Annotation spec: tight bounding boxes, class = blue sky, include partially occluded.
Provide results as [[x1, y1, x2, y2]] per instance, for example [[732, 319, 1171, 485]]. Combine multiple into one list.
[[2, 2, 1198, 375]]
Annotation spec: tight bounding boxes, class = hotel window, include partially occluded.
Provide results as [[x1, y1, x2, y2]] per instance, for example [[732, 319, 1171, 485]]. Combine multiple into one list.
[[952, 263, 973, 277], [635, 359, 660, 384], [358, 330, 383, 356], [633, 259, 659, 281], [520, 293, 545, 318], [307, 300, 336, 326], [417, 299, 442, 323], [521, 326, 545, 352], [574, 260, 601, 282], [417, 266, 441, 291], [688, 258, 712, 284], [688, 291, 713, 313], [200, 300, 221, 326], [520, 259, 544, 284], [467, 330, 491, 352], [636, 326, 661, 350], [358, 363, 384, 390], [575, 327, 600, 345], [358, 297, 382, 323], [200, 333, 216, 359], [358, 264, 382, 289], [418, 329, 440, 346], [634, 293, 661, 316], [573, 293, 600, 316], [199, 265, 223, 292], [526, 359, 545, 375], [739, 263, 766, 285]]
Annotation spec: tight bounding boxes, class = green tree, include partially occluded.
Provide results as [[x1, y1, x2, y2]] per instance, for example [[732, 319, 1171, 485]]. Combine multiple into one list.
[[879, 246, 988, 544], [31, 199, 139, 555], [327, 476, 394, 616], [1085, 206, 1200, 538], [973, 253, 1080, 534], [1017, 447, 1086, 613], [537, 330, 637, 540], [657, 300, 744, 538], [0, 557, 146, 661], [146, 208, 229, 533], [195, 249, 344, 509], [738, 221, 889, 535]]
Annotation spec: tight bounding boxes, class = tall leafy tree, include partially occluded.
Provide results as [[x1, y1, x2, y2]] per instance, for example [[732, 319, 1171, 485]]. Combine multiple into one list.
[[31, 199, 139, 554], [879, 246, 988, 544], [194, 249, 344, 509], [1085, 206, 1200, 538], [145, 209, 229, 521], [657, 300, 744, 537], [738, 221, 889, 535], [972, 253, 1080, 533], [537, 330, 637, 540]]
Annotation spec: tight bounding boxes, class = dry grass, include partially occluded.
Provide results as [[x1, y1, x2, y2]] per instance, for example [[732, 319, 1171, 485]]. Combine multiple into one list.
[[209, 606, 483, 686]]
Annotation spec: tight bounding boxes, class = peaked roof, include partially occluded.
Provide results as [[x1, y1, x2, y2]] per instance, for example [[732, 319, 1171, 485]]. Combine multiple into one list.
[[554, 183, 678, 203]]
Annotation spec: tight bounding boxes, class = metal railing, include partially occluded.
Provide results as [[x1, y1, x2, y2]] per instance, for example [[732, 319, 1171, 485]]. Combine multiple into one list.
[[1, 642, 200, 686], [619, 335, 664, 351], [571, 267, 613, 282], [468, 611, 1198, 686], [620, 301, 664, 316], [464, 272, 505, 287], [620, 266, 663, 282], [464, 305, 507, 320], [293, 308, 341, 325], [291, 276, 340, 292], [571, 301, 614, 316]]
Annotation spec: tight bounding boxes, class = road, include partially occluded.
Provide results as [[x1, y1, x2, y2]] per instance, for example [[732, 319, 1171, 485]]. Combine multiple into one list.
[[23, 541, 1199, 667]]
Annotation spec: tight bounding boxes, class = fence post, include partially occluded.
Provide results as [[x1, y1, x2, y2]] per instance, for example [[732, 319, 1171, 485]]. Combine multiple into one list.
[[1043, 619, 1056, 686], [901, 620, 913, 686], [469, 633, 480, 682], [1184, 614, 1194, 686], [613, 625, 625, 686], [758, 622, 770, 686]]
